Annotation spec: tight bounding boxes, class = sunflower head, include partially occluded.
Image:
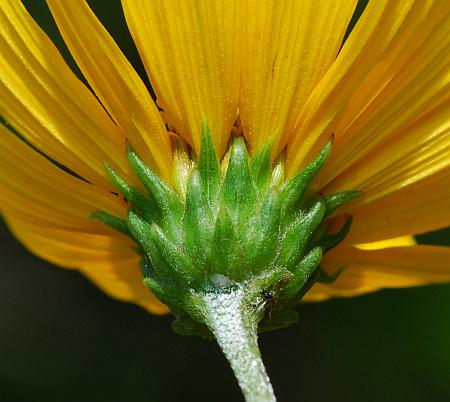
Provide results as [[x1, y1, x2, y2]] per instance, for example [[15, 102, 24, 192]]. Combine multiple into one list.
[[92, 121, 359, 336]]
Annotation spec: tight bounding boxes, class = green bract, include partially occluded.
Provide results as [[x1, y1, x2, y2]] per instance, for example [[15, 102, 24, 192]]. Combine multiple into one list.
[[93, 123, 360, 338]]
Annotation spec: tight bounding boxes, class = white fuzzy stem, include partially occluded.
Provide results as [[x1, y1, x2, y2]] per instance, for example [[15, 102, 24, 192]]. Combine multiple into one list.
[[202, 289, 277, 402]]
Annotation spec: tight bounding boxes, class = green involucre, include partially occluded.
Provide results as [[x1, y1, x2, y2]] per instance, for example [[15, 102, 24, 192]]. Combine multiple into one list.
[[93, 124, 360, 336]]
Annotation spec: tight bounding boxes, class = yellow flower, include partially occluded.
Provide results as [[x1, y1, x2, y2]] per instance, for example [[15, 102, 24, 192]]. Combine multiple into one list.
[[1, 0, 449, 317]]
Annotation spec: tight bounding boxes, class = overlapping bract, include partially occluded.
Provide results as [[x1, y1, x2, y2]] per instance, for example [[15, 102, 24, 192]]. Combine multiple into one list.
[[95, 125, 359, 333]]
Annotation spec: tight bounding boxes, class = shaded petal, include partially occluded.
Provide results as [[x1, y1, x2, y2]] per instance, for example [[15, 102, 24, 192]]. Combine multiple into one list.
[[342, 167, 450, 245], [122, 0, 240, 156], [81, 263, 169, 315], [304, 245, 450, 301], [239, 0, 357, 155], [322, 99, 450, 202], [0, 125, 127, 233], [47, 0, 173, 183], [287, 0, 450, 177], [5, 217, 168, 315], [0, 0, 133, 190]]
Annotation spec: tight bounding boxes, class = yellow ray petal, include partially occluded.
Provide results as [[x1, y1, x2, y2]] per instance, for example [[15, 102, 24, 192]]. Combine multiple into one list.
[[46, 0, 172, 183], [287, 0, 449, 177], [5, 217, 168, 315], [304, 245, 450, 302], [0, 125, 127, 233], [0, 0, 134, 190], [239, 0, 357, 155], [81, 265, 169, 315], [122, 0, 240, 157], [316, 6, 450, 190], [321, 99, 450, 202], [6, 219, 136, 266], [341, 167, 450, 245], [356, 236, 416, 251]]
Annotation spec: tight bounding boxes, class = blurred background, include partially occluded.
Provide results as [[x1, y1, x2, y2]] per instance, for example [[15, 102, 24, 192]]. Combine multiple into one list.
[[1, 1, 450, 401]]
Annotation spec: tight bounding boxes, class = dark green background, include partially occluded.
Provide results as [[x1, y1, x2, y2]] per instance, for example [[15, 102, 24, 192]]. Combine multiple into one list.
[[1, 1, 450, 401]]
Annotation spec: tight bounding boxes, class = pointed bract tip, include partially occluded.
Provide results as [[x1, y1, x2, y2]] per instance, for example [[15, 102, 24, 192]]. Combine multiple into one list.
[[201, 120, 210, 135], [322, 136, 334, 156], [105, 164, 125, 187], [126, 143, 138, 161], [90, 210, 131, 236], [230, 136, 248, 158], [104, 162, 117, 178]]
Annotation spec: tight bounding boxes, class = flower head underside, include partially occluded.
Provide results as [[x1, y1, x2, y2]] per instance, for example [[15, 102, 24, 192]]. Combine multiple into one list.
[[0, 0, 449, 316]]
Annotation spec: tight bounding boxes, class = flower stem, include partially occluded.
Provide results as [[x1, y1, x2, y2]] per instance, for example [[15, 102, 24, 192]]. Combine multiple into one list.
[[202, 288, 277, 402]]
